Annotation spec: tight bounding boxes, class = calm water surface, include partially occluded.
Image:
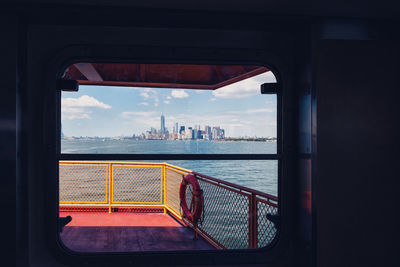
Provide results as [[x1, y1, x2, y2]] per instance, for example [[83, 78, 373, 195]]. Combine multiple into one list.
[[62, 139, 278, 195]]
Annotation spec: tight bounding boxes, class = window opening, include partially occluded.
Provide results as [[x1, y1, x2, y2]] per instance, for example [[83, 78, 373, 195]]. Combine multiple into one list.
[[58, 63, 279, 252]]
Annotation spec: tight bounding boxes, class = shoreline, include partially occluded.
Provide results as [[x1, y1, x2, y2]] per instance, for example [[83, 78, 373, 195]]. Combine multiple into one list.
[[62, 138, 277, 142]]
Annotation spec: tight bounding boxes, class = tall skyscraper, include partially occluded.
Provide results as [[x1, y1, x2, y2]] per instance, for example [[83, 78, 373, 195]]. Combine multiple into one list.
[[175, 122, 178, 133], [160, 113, 165, 133], [204, 125, 212, 140]]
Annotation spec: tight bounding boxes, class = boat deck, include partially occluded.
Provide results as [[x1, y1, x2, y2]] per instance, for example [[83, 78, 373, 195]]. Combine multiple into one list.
[[59, 212, 214, 252]]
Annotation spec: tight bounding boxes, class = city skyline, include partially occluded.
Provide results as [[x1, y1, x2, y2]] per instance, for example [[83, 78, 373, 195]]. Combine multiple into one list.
[[134, 114, 226, 140], [61, 71, 277, 138]]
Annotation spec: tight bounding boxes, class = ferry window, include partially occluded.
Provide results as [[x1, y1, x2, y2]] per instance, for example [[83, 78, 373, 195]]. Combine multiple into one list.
[[58, 63, 279, 252]]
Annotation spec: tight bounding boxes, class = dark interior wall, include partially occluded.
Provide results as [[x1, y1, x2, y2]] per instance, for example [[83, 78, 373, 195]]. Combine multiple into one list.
[[5, 0, 400, 20], [314, 39, 400, 267], [0, 15, 18, 266], [2, 4, 398, 266], [294, 30, 313, 267]]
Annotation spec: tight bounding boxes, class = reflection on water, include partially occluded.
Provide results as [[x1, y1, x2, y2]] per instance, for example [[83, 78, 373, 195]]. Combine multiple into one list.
[[62, 139, 277, 154]]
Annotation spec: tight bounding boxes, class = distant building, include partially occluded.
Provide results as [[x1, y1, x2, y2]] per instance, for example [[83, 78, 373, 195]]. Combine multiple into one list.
[[212, 126, 222, 139], [136, 115, 225, 141], [185, 128, 193, 139], [199, 130, 205, 139], [160, 113, 165, 133], [193, 128, 198, 139], [145, 131, 152, 139], [204, 125, 212, 140]]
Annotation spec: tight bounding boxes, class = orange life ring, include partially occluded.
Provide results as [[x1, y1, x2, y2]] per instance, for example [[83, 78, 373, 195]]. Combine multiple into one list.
[[179, 174, 203, 224]]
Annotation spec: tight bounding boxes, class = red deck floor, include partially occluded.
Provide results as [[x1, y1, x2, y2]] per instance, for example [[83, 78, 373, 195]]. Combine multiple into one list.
[[59, 212, 214, 252]]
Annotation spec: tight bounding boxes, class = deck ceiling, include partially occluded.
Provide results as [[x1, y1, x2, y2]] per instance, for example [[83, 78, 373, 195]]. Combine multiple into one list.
[[62, 63, 269, 90]]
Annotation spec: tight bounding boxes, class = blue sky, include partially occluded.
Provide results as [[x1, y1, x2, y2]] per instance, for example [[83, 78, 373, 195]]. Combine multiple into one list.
[[61, 71, 277, 138]]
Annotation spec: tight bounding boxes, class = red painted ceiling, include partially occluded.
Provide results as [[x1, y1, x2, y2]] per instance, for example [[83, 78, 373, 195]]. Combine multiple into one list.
[[62, 63, 269, 90]]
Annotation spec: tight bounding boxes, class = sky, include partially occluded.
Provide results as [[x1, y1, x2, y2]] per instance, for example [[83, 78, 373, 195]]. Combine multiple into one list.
[[61, 71, 277, 138]]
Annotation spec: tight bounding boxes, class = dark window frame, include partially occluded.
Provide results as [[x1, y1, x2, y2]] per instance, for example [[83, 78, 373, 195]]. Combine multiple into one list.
[[43, 45, 294, 266]]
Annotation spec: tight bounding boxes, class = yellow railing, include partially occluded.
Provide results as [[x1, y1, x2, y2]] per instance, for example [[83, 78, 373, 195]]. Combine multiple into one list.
[[59, 161, 188, 217], [59, 161, 278, 249]]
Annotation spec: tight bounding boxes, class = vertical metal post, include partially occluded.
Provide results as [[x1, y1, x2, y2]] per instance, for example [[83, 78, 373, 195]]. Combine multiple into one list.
[[253, 194, 258, 248], [248, 193, 258, 248], [248, 194, 253, 248], [163, 164, 167, 214], [108, 163, 112, 213]]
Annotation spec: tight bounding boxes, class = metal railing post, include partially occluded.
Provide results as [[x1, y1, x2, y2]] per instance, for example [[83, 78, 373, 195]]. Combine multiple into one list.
[[163, 164, 167, 214], [108, 163, 112, 213], [248, 193, 258, 248]]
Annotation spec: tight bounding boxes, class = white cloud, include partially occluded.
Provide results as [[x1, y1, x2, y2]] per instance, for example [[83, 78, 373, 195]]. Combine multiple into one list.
[[140, 88, 157, 100], [61, 95, 111, 120], [212, 71, 276, 99], [138, 102, 149, 106], [140, 92, 150, 99], [62, 95, 111, 109], [227, 108, 275, 114], [61, 107, 92, 120], [65, 114, 91, 120], [228, 123, 246, 127], [121, 111, 158, 117], [209, 98, 216, 102], [164, 100, 170, 104], [121, 111, 160, 130], [167, 96, 172, 100], [171, 90, 189, 99], [154, 98, 159, 107]]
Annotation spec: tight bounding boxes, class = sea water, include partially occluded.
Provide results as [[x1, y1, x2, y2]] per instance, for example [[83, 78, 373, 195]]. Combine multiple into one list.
[[62, 139, 278, 196]]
